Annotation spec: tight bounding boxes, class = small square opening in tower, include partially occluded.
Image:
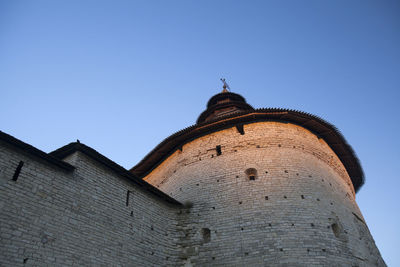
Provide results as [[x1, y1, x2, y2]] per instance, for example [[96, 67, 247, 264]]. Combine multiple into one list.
[[245, 168, 258, 181]]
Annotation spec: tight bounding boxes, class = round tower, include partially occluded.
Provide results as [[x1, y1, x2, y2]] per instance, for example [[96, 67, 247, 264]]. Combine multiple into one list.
[[131, 89, 385, 266]]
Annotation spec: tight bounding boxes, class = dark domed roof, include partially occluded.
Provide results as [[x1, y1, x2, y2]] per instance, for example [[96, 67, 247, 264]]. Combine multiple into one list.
[[197, 90, 254, 124]]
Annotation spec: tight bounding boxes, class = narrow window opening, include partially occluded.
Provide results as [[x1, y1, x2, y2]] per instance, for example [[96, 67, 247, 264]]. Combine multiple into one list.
[[201, 228, 211, 243], [301, 195, 305, 199], [236, 124, 245, 135], [126, 190, 131, 206], [216, 145, 222, 156], [12, 161, 24, 181], [245, 168, 258, 181], [331, 223, 341, 238]]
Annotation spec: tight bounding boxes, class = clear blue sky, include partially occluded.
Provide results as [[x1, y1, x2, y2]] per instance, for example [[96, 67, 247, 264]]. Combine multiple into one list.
[[1, 0, 399, 265]]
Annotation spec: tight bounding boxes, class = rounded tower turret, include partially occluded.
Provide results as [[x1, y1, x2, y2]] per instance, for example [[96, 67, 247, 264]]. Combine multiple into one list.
[[197, 89, 254, 124], [131, 88, 385, 266]]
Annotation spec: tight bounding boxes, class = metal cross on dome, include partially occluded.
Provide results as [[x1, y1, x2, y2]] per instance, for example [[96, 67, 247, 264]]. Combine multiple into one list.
[[220, 78, 230, 92]]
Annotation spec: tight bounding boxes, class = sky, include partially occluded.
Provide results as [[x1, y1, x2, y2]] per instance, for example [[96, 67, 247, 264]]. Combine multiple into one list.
[[1, 0, 399, 265]]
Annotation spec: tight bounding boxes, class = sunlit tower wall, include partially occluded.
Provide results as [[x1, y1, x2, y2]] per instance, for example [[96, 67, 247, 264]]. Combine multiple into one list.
[[132, 90, 385, 266]]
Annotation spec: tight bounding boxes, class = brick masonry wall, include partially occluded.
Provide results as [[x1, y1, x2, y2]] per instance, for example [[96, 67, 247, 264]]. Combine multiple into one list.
[[144, 122, 386, 266], [0, 141, 183, 266]]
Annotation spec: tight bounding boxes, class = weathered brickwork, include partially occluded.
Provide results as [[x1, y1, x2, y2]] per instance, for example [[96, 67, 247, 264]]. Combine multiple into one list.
[[0, 141, 183, 266], [144, 122, 385, 266]]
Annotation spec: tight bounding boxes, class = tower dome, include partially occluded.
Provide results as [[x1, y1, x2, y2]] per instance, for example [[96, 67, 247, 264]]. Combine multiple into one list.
[[197, 90, 254, 124]]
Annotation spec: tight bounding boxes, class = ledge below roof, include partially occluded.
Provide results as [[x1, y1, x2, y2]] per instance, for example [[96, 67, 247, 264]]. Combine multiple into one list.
[[129, 108, 364, 192]]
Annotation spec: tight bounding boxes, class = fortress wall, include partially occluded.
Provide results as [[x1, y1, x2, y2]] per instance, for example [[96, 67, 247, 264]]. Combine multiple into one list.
[[144, 122, 385, 266], [0, 141, 182, 266]]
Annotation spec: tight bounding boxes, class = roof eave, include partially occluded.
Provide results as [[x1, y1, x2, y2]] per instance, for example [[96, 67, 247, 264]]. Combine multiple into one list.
[[0, 130, 75, 172], [130, 109, 364, 193]]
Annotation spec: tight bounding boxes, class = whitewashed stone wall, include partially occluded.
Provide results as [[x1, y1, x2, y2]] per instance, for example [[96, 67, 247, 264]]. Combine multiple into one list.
[[144, 122, 385, 266]]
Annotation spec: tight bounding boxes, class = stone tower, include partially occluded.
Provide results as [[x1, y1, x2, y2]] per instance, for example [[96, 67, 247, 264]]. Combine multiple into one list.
[[131, 89, 385, 266], [0, 87, 385, 266]]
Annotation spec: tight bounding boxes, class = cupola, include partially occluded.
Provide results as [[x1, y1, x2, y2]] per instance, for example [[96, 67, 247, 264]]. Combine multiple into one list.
[[197, 80, 254, 124]]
